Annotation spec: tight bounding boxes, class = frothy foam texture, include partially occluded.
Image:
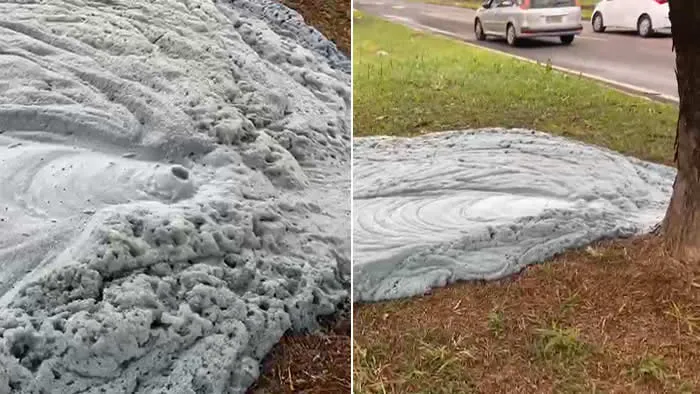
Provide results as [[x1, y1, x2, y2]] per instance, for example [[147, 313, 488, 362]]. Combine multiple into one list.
[[353, 129, 674, 302], [0, 0, 349, 392]]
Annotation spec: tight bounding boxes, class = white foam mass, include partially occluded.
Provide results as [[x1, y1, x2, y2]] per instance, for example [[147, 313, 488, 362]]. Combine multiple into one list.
[[0, 0, 350, 392], [353, 129, 674, 302]]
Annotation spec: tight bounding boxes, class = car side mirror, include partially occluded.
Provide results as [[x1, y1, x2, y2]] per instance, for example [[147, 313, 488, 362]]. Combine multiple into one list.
[[482, 1, 491, 8]]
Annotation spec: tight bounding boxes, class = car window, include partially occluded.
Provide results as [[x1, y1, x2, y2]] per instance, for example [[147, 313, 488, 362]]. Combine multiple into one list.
[[530, 0, 577, 8], [494, 0, 513, 7]]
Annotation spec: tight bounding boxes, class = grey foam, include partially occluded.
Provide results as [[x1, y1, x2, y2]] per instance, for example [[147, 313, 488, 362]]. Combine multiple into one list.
[[0, 0, 349, 392], [353, 129, 674, 302], [230, 0, 351, 73]]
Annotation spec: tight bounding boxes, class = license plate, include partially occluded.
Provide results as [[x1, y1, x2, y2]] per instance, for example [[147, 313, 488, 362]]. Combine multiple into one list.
[[546, 16, 563, 23]]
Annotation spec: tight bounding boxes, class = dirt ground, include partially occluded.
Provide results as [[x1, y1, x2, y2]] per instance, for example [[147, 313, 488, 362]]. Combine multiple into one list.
[[249, 307, 351, 393], [354, 235, 700, 393]]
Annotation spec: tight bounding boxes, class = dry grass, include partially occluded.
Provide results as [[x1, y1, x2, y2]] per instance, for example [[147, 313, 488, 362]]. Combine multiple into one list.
[[354, 236, 700, 393], [249, 316, 351, 393], [281, 0, 351, 55]]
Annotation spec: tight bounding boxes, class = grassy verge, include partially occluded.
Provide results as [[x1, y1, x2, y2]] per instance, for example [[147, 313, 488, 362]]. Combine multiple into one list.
[[353, 11, 677, 164], [415, 0, 597, 20], [353, 12, 699, 394]]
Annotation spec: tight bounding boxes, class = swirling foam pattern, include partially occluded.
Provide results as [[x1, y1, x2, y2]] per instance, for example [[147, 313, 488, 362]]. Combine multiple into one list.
[[353, 129, 674, 302], [0, 0, 349, 392]]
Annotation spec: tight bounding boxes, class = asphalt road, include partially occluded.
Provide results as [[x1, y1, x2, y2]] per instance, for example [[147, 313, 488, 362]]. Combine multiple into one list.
[[355, 0, 679, 101]]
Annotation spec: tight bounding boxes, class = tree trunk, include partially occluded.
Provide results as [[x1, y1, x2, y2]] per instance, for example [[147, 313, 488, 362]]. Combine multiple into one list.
[[662, 0, 700, 261]]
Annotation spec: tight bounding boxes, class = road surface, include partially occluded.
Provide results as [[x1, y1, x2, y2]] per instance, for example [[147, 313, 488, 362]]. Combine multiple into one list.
[[355, 0, 678, 101]]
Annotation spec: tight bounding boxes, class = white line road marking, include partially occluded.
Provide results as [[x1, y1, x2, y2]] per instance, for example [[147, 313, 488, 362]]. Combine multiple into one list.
[[421, 25, 462, 38], [383, 14, 415, 24], [577, 35, 607, 41], [376, 15, 679, 103], [421, 10, 470, 21]]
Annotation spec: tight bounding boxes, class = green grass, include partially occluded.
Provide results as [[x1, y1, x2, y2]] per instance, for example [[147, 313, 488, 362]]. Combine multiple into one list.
[[533, 323, 589, 362], [353, 12, 678, 164], [415, 0, 597, 19], [631, 355, 668, 382], [487, 309, 505, 337]]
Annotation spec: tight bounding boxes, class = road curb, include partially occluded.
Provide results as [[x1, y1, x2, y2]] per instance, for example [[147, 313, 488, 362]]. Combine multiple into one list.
[[378, 13, 680, 105]]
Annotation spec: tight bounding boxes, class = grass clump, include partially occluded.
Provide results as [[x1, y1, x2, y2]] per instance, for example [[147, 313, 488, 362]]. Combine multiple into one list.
[[632, 355, 668, 382], [533, 323, 589, 362], [487, 309, 505, 337]]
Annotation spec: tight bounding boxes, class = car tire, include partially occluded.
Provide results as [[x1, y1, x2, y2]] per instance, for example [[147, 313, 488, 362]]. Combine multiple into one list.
[[560, 35, 575, 45], [506, 24, 518, 47], [475, 19, 486, 41], [592, 12, 605, 33], [637, 14, 653, 37]]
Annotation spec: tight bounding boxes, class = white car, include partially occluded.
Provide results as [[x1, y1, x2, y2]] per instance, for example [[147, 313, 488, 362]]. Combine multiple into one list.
[[474, 0, 583, 47], [591, 0, 671, 37]]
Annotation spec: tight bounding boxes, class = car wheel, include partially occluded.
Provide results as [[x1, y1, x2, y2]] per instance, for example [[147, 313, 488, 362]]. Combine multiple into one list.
[[637, 14, 652, 37], [475, 19, 486, 41], [592, 12, 605, 33], [506, 24, 518, 46], [560, 35, 575, 45]]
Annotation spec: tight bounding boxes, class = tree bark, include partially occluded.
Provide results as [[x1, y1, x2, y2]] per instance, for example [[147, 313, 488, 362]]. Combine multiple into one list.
[[662, 0, 700, 261]]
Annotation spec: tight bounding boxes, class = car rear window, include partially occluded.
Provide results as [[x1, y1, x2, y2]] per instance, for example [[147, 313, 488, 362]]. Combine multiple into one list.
[[530, 0, 577, 8]]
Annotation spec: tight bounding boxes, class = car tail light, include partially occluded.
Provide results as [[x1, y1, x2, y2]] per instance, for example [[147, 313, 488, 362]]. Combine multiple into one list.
[[520, 0, 530, 9], [654, 0, 667, 3]]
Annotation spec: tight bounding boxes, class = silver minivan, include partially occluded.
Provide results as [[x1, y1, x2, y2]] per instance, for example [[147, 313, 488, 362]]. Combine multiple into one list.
[[474, 0, 583, 46]]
